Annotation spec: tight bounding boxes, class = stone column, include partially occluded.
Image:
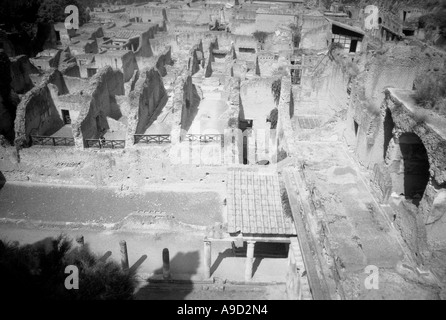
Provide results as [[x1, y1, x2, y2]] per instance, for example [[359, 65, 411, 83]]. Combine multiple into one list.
[[204, 239, 212, 279], [244, 241, 256, 281], [162, 248, 171, 279], [120, 240, 129, 270]]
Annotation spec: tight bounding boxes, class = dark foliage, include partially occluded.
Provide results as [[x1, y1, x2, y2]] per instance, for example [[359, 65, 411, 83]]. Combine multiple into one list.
[[418, 1, 446, 36], [0, 0, 89, 30], [0, 235, 137, 300]]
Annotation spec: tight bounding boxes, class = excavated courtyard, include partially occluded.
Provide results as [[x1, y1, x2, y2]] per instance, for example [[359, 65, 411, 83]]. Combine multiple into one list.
[[1, 0, 446, 300]]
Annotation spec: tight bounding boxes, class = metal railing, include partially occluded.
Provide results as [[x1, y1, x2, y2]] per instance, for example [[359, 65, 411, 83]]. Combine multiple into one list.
[[182, 134, 224, 143], [31, 135, 75, 147], [134, 134, 171, 144], [85, 139, 125, 149]]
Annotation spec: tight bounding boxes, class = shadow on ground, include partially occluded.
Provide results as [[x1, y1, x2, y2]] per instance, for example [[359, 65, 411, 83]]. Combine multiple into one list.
[[0, 171, 5, 190], [134, 250, 200, 300]]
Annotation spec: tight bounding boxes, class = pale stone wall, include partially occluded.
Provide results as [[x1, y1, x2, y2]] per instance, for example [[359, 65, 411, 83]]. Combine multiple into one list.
[[0, 145, 227, 189], [300, 15, 331, 50], [240, 78, 277, 131], [126, 67, 167, 146], [95, 51, 139, 83], [255, 13, 297, 33]]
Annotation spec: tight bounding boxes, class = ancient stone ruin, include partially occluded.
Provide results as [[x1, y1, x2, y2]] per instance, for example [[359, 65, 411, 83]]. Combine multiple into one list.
[[1, 0, 446, 301]]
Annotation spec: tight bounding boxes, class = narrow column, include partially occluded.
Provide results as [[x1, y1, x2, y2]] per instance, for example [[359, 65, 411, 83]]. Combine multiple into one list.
[[244, 241, 256, 281], [120, 240, 129, 271], [203, 239, 212, 279], [162, 248, 171, 279]]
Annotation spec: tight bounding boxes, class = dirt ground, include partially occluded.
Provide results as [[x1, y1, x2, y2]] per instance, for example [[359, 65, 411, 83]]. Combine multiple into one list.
[[0, 182, 223, 226], [0, 181, 290, 300]]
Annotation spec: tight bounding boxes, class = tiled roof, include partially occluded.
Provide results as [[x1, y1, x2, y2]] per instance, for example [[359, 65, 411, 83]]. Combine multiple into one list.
[[295, 116, 322, 129], [226, 168, 296, 235]]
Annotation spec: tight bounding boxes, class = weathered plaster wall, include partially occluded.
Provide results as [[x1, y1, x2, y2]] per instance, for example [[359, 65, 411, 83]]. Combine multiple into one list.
[[63, 76, 90, 94], [300, 15, 331, 50], [95, 51, 139, 83], [240, 78, 278, 130]]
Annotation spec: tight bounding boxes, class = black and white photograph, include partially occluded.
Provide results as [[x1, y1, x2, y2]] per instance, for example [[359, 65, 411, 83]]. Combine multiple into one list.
[[0, 0, 445, 305]]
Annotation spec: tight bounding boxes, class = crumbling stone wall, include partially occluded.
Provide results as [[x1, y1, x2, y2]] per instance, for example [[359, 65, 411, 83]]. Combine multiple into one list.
[[126, 67, 168, 146], [169, 69, 201, 142], [204, 37, 219, 78], [14, 69, 68, 148], [188, 40, 204, 76], [10, 55, 40, 94], [73, 66, 125, 147], [154, 46, 173, 76], [348, 45, 445, 169], [0, 145, 227, 190], [134, 25, 159, 61], [135, 46, 173, 75], [383, 89, 446, 251], [225, 77, 241, 129]]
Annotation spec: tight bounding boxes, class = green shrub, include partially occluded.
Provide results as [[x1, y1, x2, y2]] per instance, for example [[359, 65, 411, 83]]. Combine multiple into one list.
[[0, 235, 137, 300]]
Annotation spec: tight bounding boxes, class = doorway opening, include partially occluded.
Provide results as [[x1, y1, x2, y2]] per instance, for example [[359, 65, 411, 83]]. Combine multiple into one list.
[[383, 108, 394, 159], [399, 133, 430, 206], [61, 109, 71, 124]]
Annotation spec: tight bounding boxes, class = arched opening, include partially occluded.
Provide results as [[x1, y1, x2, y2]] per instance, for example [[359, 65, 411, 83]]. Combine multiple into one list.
[[383, 108, 394, 160], [399, 133, 430, 206]]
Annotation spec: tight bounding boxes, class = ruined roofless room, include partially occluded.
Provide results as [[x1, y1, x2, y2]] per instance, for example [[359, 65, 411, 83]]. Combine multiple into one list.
[[1, 0, 446, 305]]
